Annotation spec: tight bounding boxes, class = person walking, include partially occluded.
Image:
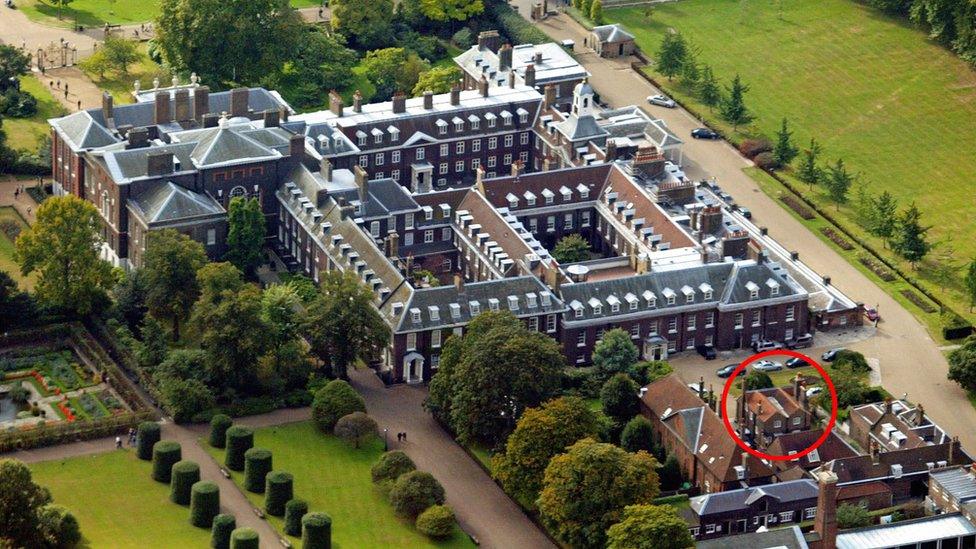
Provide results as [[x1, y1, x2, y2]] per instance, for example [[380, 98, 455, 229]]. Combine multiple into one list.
[[115, 436, 122, 449]]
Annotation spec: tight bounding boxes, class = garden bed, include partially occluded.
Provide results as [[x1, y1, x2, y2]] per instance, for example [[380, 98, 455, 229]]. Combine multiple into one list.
[[780, 194, 816, 220], [858, 254, 897, 282], [900, 290, 937, 314], [820, 227, 854, 251]]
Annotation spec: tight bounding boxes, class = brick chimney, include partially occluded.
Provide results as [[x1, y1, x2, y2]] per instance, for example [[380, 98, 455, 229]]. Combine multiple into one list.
[[352, 90, 363, 113], [320, 157, 333, 182], [813, 470, 839, 549], [870, 440, 880, 464], [510, 159, 524, 177], [153, 91, 171, 124], [525, 64, 536, 88], [193, 86, 210, 122], [950, 436, 961, 465], [605, 138, 618, 162], [392, 92, 406, 114], [262, 109, 280, 128], [146, 151, 174, 176], [498, 43, 513, 71], [793, 373, 804, 402], [477, 30, 501, 52], [450, 83, 461, 106], [174, 88, 191, 122], [478, 75, 489, 98], [229, 87, 249, 118], [353, 165, 369, 203], [329, 90, 344, 116], [289, 133, 305, 159], [423, 90, 434, 110], [454, 273, 464, 294], [386, 231, 399, 258], [543, 84, 557, 110], [102, 92, 114, 127], [508, 71, 516, 89], [534, 51, 543, 65]]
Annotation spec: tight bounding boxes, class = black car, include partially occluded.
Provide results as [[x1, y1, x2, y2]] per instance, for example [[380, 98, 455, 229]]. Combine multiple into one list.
[[785, 357, 810, 369], [691, 127, 720, 139], [716, 363, 745, 378], [697, 345, 717, 360]]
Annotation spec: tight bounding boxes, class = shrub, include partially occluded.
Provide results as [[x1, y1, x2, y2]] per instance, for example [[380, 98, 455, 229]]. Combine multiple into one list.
[[311, 380, 366, 433], [170, 460, 201, 505], [371, 451, 416, 484], [334, 411, 377, 448], [620, 416, 655, 453], [190, 481, 221, 528], [452, 28, 473, 47], [209, 414, 232, 448], [836, 503, 872, 529], [229, 527, 259, 549], [136, 421, 161, 460], [37, 504, 82, 548], [628, 361, 672, 386], [754, 151, 780, 170], [284, 499, 309, 537], [210, 514, 236, 549], [224, 426, 254, 472], [833, 350, 872, 374], [739, 138, 772, 159], [264, 471, 294, 517], [416, 504, 456, 539], [151, 440, 182, 483], [243, 448, 273, 493], [301, 512, 332, 549], [389, 470, 446, 518]]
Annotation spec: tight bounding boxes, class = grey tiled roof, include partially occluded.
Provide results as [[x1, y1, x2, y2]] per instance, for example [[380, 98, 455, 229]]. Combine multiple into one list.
[[556, 114, 609, 141], [690, 479, 818, 516], [86, 87, 288, 129], [50, 111, 119, 150], [101, 142, 197, 182], [697, 526, 809, 549], [190, 127, 280, 167], [331, 179, 419, 220], [129, 182, 224, 225], [591, 24, 635, 43]]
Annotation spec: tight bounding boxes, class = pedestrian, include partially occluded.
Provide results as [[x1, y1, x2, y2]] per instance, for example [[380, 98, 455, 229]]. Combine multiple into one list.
[[77, 100, 81, 110], [27, 207, 31, 215], [396, 432, 402, 442], [402, 432, 407, 442], [13, 188, 18, 199], [115, 436, 122, 449], [64, 89, 68, 99]]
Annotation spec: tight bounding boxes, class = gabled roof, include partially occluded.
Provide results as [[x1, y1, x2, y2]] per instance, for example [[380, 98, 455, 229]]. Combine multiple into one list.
[[556, 114, 609, 142], [129, 182, 224, 225], [50, 111, 119, 150], [767, 429, 859, 471], [190, 126, 280, 167], [591, 24, 636, 43], [690, 479, 818, 516]]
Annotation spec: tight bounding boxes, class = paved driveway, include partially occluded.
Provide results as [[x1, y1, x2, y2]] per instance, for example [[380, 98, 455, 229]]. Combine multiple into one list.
[[509, 7, 976, 450]]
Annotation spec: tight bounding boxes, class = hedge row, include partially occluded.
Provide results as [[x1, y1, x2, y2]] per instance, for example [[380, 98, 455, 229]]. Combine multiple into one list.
[[190, 481, 220, 528], [224, 426, 254, 472], [171, 461, 201, 505], [211, 514, 236, 549], [151, 440, 182, 483], [243, 448, 272, 493]]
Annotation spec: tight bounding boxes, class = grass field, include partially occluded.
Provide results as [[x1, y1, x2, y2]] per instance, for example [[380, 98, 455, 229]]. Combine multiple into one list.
[[605, 0, 976, 321], [30, 450, 212, 548], [80, 43, 169, 105], [0, 206, 34, 290], [205, 421, 475, 548], [20, 0, 321, 27], [4, 75, 67, 153]]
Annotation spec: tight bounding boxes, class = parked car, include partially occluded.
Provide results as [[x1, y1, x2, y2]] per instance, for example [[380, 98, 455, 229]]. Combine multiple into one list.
[[751, 339, 784, 353], [697, 345, 717, 360], [753, 360, 784, 372], [559, 39, 575, 50], [717, 363, 746, 378], [718, 192, 735, 205], [647, 94, 676, 108], [806, 386, 824, 398], [865, 308, 880, 322], [786, 333, 814, 349], [691, 127, 720, 139], [785, 357, 810, 369], [739, 207, 752, 219], [821, 348, 845, 362], [688, 381, 707, 394]]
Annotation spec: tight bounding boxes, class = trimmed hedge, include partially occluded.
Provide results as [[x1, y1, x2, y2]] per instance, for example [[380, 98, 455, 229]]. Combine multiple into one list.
[[301, 512, 332, 549], [370, 451, 416, 484], [229, 527, 259, 549], [209, 414, 232, 448], [136, 421, 161, 460], [284, 498, 309, 537], [389, 470, 446, 519], [190, 481, 220, 528], [151, 441, 182, 483], [224, 426, 254, 472], [416, 504, 456, 539], [170, 460, 201, 505], [243, 448, 273, 494], [311, 380, 366, 433], [210, 514, 236, 549], [264, 471, 294, 517]]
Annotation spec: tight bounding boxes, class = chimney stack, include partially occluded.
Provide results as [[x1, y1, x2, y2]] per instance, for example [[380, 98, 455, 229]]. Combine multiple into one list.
[[698, 376, 705, 400], [478, 75, 489, 98], [289, 133, 305, 159], [813, 470, 839, 549], [884, 397, 893, 414], [740, 451, 749, 480], [793, 373, 803, 403], [392, 92, 406, 114], [126, 126, 149, 149], [193, 86, 210, 122], [524, 64, 536, 88], [353, 90, 363, 113], [950, 436, 960, 465], [353, 165, 369, 203], [262, 109, 280, 128], [202, 113, 221, 128], [543, 84, 557, 110], [329, 91, 344, 116], [870, 440, 880, 464], [153, 91, 171, 124], [102, 92, 114, 127], [510, 159, 524, 177], [605, 138, 618, 162], [423, 90, 434, 110], [174, 88, 191, 122], [534, 51, 543, 65], [229, 87, 249, 118], [386, 231, 399, 258], [146, 151, 174, 176], [508, 71, 516, 89], [450, 83, 461, 106], [477, 30, 501, 52], [498, 43, 513, 71], [916, 403, 925, 425], [320, 157, 333, 182], [454, 273, 464, 294]]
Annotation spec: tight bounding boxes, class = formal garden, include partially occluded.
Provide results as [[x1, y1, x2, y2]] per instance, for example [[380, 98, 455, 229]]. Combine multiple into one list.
[[0, 206, 33, 289]]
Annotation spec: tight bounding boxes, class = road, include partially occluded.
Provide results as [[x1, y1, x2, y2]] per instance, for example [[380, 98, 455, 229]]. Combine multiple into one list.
[[512, 5, 976, 450]]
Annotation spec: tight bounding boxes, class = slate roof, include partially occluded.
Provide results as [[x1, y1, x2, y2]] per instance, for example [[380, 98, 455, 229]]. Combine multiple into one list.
[[556, 113, 609, 142], [690, 479, 818, 516], [49, 111, 119, 150], [591, 24, 636, 44], [768, 429, 859, 471], [98, 142, 197, 183], [696, 526, 809, 549], [190, 126, 280, 167], [836, 513, 976, 549], [817, 443, 972, 484], [930, 467, 976, 504], [480, 163, 611, 209], [602, 166, 697, 250], [331, 179, 419, 220], [88, 87, 288, 130], [128, 182, 224, 225], [453, 42, 589, 88]]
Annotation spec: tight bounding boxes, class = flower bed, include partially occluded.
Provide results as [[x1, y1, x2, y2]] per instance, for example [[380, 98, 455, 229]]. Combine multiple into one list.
[[900, 289, 937, 314], [820, 227, 855, 251], [858, 254, 896, 282], [780, 194, 816, 220]]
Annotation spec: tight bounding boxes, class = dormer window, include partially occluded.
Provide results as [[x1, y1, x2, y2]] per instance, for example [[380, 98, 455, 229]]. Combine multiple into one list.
[[625, 293, 638, 311], [700, 283, 714, 301], [410, 308, 421, 323], [507, 193, 518, 209], [488, 298, 499, 311], [542, 189, 554, 205], [577, 183, 590, 199], [428, 306, 440, 321], [766, 279, 781, 296], [453, 117, 464, 132], [436, 119, 448, 135], [373, 128, 383, 144], [389, 126, 399, 141], [501, 110, 513, 125], [423, 206, 433, 221], [746, 281, 760, 300], [524, 191, 536, 207], [663, 288, 676, 306], [682, 286, 695, 303], [470, 301, 481, 316], [508, 296, 519, 311], [486, 112, 497, 128], [517, 108, 529, 124], [357, 131, 367, 146], [589, 297, 602, 315], [643, 291, 656, 308], [560, 186, 572, 202], [540, 292, 552, 307], [607, 295, 620, 313], [449, 303, 461, 319], [526, 293, 538, 308], [468, 114, 480, 130]]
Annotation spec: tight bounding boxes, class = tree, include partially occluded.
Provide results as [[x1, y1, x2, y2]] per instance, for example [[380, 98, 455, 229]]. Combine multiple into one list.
[[773, 118, 798, 167], [837, 503, 872, 528], [312, 380, 367, 433], [15, 195, 114, 316], [199, 284, 269, 392], [825, 158, 854, 208], [965, 259, 976, 311], [157, 376, 215, 423], [601, 373, 640, 427], [37, 504, 82, 548], [424, 311, 564, 446], [331, 0, 395, 50], [0, 270, 35, 329], [656, 30, 687, 80], [79, 49, 112, 80], [538, 439, 660, 548], [620, 416, 654, 453], [419, 0, 484, 23], [412, 66, 462, 96], [832, 350, 871, 374], [590, 0, 604, 24], [389, 471, 446, 518], [659, 453, 684, 490], [102, 35, 141, 74], [415, 505, 456, 539], [932, 242, 959, 292], [948, 337, 976, 392], [0, 45, 31, 87], [551, 234, 590, 264], [719, 74, 753, 130], [679, 46, 700, 89], [830, 364, 869, 409], [744, 370, 773, 391], [492, 397, 604, 507], [628, 361, 672, 386], [697, 65, 722, 110], [334, 411, 378, 448], [225, 197, 265, 277], [371, 451, 416, 484], [362, 48, 430, 102], [303, 271, 390, 379], [0, 459, 53, 547], [606, 504, 694, 549], [155, 0, 303, 86], [263, 28, 357, 110], [136, 316, 169, 371], [796, 138, 823, 189], [113, 268, 148, 332], [892, 203, 932, 267], [870, 191, 899, 247], [259, 284, 308, 390], [144, 229, 207, 340], [592, 328, 640, 381]]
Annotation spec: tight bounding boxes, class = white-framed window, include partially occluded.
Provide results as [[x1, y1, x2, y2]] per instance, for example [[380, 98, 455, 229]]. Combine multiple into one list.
[[529, 218, 538, 233], [687, 316, 696, 331], [786, 305, 796, 322], [752, 310, 761, 327], [574, 306, 583, 319], [471, 158, 480, 170], [438, 123, 447, 135], [649, 321, 659, 335], [358, 133, 366, 146], [431, 354, 440, 369], [404, 232, 414, 246], [581, 211, 591, 227], [792, 416, 801, 426], [668, 318, 677, 333], [441, 227, 451, 241], [370, 221, 380, 238], [735, 313, 744, 329], [406, 332, 417, 350], [705, 334, 713, 346], [611, 302, 620, 313], [471, 118, 480, 130], [576, 353, 587, 364], [505, 135, 514, 147], [785, 328, 794, 341], [519, 151, 528, 163], [686, 339, 695, 350], [405, 213, 414, 229], [374, 171, 384, 179], [390, 129, 399, 142], [546, 314, 556, 333], [690, 527, 700, 538], [439, 163, 449, 175], [375, 153, 384, 165], [528, 316, 539, 331], [774, 420, 782, 429], [456, 141, 465, 154], [546, 216, 555, 231], [503, 154, 512, 165], [705, 525, 716, 534], [424, 230, 434, 243], [431, 330, 441, 348], [359, 155, 368, 167], [564, 213, 573, 229], [667, 294, 676, 306], [374, 132, 382, 144], [416, 147, 425, 160], [455, 160, 465, 173], [440, 143, 449, 156], [805, 507, 817, 519], [455, 120, 464, 132], [391, 169, 400, 182], [392, 150, 401, 163], [521, 132, 530, 145], [473, 139, 482, 152], [780, 511, 794, 522], [488, 115, 497, 128], [487, 156, 497, 168], [206, 229, 216, 246], [705, 312, 715, 328], [519, 111, 528, 123], [488, 136, 498, 149], [630, 324, 640, 338]]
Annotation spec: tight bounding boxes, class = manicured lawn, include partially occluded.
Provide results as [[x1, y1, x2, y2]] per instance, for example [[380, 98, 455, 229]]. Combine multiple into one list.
[[80, 43, 169, 105], [30, 450, 212, 548], [0, 206, 34, 290], [205, 421, 475, 548], [605, 0, 976, 320], [4, 75, 67, 153], [21, 0, 321, 27]]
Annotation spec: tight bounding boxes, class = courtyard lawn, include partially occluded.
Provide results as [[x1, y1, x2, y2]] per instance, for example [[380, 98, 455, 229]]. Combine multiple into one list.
[[0, 207, 34, 290], [205, 421, 475, 548], [21, 0, 322, 27], [4, 75, 68, 153], [30, 450, 212, 548], [80, 43, 169, 105], [605, 0, 976, 321]]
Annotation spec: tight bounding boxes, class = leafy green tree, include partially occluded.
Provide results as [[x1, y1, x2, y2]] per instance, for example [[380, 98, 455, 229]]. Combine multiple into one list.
[[744, 370, 773, 391], [199, 284, 269, 392], [36, 503, 82, 548], [303, 271, 390, 379], [679, 46, 700, 89], [0, 459, 54, 547], [697, 65, 722, 110], [312, 379, 366, 432], [136, 316, 170, 371], [656, 31, 687, 80], [965, 259, 976, 311], [113, 268, 149, 332], [419, 0, 484, 23], [825, 158, 854, 208], [157, 375, 215, 423], [389, 471, 445, 518], [362, 48, 430, 101], [552, 234, 590, 264], [79, 49, 112, 79], [620, 416, 654, 453], [334, 411, 378, 448], [601, 373, 640, 427], [156, 0, 303, 86], [830, 364, 868, 408], [832, 350, 871, 374], [892, 202, 932, 268], [144, 229, 207, 340], [102, 35, 141, 74], [225, 197, 265, 278], [628, 361, 672, 386], [590, 0, 604, 23], [0, 270, 35, 329], [949, 337, 976, 392], [15, 195, 114, 316], [796, 137, 823, 189], [0, 45, 31, 86], [538, 438, 660, 549], [331, 0, 395, 50], [592, 328, 640, 381], [412, 66, 462, 96], [259, 283, 307, 389], [492, 397, 604, 507], [659, 454, 683, 490], [837, 503, 872, 528], [773, 118, 798, 166], [720, 74, 753, 130], [264, 28, 358, 110], [869, 191, 899, 247], [606, 504, 694, 549]]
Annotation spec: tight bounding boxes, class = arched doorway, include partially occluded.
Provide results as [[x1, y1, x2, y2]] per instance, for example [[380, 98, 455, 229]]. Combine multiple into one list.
[[402, 352, 425, 384]]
